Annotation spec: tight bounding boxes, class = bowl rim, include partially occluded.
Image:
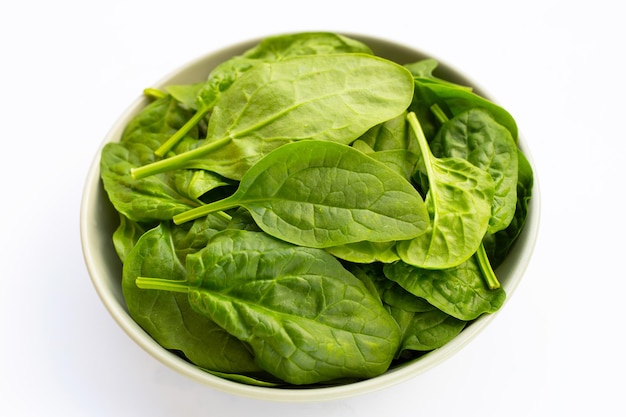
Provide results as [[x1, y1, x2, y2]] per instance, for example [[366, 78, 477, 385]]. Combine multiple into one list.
[[80, 32, 541, 402]]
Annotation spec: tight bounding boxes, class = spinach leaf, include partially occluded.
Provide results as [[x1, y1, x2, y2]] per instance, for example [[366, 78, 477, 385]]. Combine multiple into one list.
[[112, 214, 149, 263], [483, 149, 534, 268], [358, 112, 415, 152], [348, 263, 465, 354], [174, 140, 430, 249], [389, 307, 466, 353], [383, 255, 506, 321], [132, 53, 415, 181], [410, 76, 518, 141], [100, 96, 209, 222], [122, 219, 264, 375], [155, 32, 373, 156], [136, 230, 402, 385], [396, 113, 495, 269], [430, 107, 519, 234], [325, 241, 400, 264]]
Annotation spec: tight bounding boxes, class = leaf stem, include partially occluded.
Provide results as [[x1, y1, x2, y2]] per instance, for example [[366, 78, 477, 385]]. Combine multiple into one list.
[[407, 112, 435, 184], [475, 243, 501, 290], [131, 136, 232, 180], [135, 277, 191, 293], [173, 194, 241, 225], [155, 106, 212, 157], [430, 103, 449, 124], [143, 88, 167, 100]]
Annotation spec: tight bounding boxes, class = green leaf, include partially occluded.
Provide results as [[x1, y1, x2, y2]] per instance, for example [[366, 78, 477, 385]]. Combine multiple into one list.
[[389, 307, 466, 353], [122, 219, 261, 374], [174, 140, 430, 248], [483, 149, 534, 268], [100, 96, 208, 222], [325, 241, 400, 264], [383, 257, 506, 321], [410, 77, 518, 141], [112, 214, 149, 263], [133, 53, 415, 181], [137, 230, 402, 385], [396, 113, 495, 269], [155, 32, 373, 156], [430, 108, 518, 233], [357, 112, 416, 152]]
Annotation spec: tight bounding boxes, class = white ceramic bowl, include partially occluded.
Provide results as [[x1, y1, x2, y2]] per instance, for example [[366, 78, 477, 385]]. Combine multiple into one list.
[[80, 34, 540, 402]]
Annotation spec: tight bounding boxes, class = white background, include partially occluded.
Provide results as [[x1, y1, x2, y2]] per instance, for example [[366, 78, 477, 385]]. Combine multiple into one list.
[[2, 0, 624, 415]]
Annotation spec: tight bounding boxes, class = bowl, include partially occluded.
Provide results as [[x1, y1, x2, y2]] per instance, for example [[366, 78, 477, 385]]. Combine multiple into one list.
[[80, 33, 540, 402]]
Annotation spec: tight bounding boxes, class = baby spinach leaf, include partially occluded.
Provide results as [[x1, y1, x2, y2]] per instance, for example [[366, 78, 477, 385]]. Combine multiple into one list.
[[349, 263, 466, 354], [136, 230, 402, 385], [357, 112, 415, 152], [174, 140, 430, 249], [410, 76, 518, 141], [122, 219, 263, 375], [132, 53, 415, 181], [430, 108, 519, 234], [155, 32, 373, 156], [112, 214, 149, 263], [404, 59, 473, 91], [389, 307, 466, 353], [383, 256, 506, 321], [483, 149, 534, 268], [396, 113, 495, 269], [101, 96, 211, 222], [325, 241, 400, 264]]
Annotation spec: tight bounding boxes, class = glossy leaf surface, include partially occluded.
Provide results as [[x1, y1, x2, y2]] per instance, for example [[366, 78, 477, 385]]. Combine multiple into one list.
[[175, 140, 430, 248], [139, 230, 401, 385], [397, 113, 494, 269]]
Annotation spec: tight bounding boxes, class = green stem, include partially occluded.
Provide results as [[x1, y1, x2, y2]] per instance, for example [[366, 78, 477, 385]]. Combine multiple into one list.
[[430, 103, 449, 124], [173, 194, 241, 225], [135, 277, 191, 293], [143, 88, 167, 100], [131, 136, 232, 180], [407, 112, 436, 186], [475, 243, 501, 290], [155, 106, 212, 157]]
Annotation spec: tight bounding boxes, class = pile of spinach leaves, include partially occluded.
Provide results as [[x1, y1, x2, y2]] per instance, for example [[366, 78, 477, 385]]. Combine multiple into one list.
[[100, 32, 533, 387]]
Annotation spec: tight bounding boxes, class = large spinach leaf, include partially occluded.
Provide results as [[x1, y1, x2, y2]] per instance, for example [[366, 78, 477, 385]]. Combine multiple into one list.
[[122, 219, 265, 375], [136, 230, 401, 385], [155, 32, 373, 156], [173, 140, 430, 248], [396, 113, 495, 269], [132, 53, 415, 181]]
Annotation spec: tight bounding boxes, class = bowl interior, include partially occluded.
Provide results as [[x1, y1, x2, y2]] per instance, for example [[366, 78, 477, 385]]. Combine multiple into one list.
[[80, 34, 540, 402]]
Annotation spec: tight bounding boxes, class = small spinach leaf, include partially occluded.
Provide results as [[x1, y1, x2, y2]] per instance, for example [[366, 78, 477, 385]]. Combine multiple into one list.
[[383, 256, 506, 321], [112, 214, 149, 263], [410, 76, 518, 141], [325, 241, 400, 264], [101, 96, 209, 222], [389, 307, 466, 353], [430, 107, 518, 234], [396, 113, 494, 269], [483, 149, 534, 268], [122, 219, 262, 375]]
